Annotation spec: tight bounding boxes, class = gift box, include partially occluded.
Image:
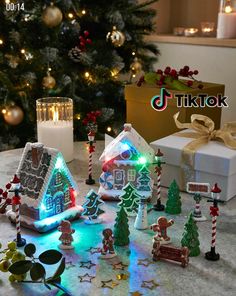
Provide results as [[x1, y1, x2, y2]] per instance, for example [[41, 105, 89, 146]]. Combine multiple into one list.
[[150, 129, 236, 202], [125, 82, 224, 143]]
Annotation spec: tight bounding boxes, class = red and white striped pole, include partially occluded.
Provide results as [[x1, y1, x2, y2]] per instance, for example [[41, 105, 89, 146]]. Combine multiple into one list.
[[205, 183, 221, 261], [10, 175, 26, 247], [153, 149, 165, 211], [86, 131, 96, 185]]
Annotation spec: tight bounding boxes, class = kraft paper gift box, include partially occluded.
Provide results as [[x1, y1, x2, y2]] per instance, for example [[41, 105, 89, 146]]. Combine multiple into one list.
[[150, 130, 236, 202], [125, 82, 224, 143]]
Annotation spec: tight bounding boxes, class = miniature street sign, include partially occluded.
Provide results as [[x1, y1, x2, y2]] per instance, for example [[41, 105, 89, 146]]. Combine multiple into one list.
[[186, 182, 209, 222]]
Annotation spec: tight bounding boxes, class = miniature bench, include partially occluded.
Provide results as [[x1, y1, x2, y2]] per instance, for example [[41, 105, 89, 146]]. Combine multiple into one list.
[[152, 239, 189, 267]]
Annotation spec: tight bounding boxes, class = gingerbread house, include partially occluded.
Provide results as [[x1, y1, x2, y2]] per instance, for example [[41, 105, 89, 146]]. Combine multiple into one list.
[[98, 124, 154, 200], [7, 142, 82, 232]]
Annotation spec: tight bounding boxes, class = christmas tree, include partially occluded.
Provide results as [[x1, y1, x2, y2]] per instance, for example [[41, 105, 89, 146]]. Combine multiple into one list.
[[165, 180, 182, 214], [118, 182, 140, 216], [0, 1, 159, 150], [82, 189, 104, 221], [181, 213, 200, 257], [114, 206, 130, 246], [137, 165, 151, 191]]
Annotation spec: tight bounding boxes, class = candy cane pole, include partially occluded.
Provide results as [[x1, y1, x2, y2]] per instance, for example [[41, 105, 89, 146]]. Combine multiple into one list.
[[86, 131, 96, 185], [153, 149, 165, 211], [10, 175, 26, 247], [205, 183, 222, 261]]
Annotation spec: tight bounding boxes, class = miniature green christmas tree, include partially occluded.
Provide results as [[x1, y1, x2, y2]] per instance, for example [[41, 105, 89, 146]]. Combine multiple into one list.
[[114, 206, 130, 246], [137, 165, 151, 192], [82, 190, 105, 223], [165, 180, 182, 214], [181, 213, 200, 257], [118, 183, 140, 216]]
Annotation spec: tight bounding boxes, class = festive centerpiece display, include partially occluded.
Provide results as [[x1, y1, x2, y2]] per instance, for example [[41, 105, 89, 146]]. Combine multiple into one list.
[[100, 228, 116, 259], [114, 206, 130, 246], [82, 190, 105, 224], [58, 220, 75, 250], [150, 217, 174, 245], [98, 123, 154, 200], [165, 180, 182, 215], [181, 213, 200, 257], [118, 183, 140, 216], [6, 143, 82, 232]]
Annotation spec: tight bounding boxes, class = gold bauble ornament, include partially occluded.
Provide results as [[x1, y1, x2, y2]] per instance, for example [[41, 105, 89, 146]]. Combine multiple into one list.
[[42, 4, 63, 28], [106, 26, 125, 47], [130, 58, 142, 75], [42, 73, 56, 89], [4, 105, 24, 125]]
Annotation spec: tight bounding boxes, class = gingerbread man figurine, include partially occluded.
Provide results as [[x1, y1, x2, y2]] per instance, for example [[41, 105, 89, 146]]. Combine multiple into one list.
[[150, 216, 174, 245], [100, 228, 116, 259], [58, 220, 75, 250]]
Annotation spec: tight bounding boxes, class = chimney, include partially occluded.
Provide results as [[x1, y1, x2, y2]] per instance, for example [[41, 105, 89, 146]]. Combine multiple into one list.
[[124, 123, 132, 132], [31, 143, 44, 167]]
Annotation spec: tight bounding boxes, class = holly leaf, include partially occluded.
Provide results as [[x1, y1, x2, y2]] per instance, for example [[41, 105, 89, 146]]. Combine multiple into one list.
[[30, 262, 46, 281], [24, 243, 36, 257], [39, 250, 62, 265], [8, 260, 33, 275], [51, 258, 65, 280]]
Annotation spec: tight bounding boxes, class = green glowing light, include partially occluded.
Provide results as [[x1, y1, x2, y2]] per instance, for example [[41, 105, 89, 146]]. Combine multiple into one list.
[[138, 156, 147, 165]]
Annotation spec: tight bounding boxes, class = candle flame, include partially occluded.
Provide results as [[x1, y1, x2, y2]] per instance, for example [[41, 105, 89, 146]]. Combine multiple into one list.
[[225, 5, 232, 13], [52, 107, 59, 122]]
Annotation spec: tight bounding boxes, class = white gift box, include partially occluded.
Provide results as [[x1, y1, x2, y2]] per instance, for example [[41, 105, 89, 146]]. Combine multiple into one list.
[[150, 130, 236, 201]]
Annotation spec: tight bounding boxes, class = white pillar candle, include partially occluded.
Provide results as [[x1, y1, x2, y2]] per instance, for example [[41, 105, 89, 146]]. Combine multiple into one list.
[[217, 12, 236, 38], [37, 120, 73, 162]]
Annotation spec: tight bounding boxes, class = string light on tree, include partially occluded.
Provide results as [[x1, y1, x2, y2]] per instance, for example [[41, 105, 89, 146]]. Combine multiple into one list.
[[81, 9, 86, 15], [107, 126, 112, 132], [132, 51, 136, 56], [0, 39, 3, 45], [84, 72, 90, 79], [68, 13, 74, 19]]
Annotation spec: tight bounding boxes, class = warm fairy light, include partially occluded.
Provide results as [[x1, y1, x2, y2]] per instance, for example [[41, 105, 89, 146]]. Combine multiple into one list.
[[82, 9, 86, 15], [225, 5, 232, 13], [24, 17, 28, 21], [75, 114, 81, 120], [48, 67, 52, 72], [5, 0, 10, 4], [2, 109, 7, 114], [107, 126, 112, 132], [21, 49, 26, 54], [68, 13, 74, 19], [0, 39, 3, 45], [132, 51, 136, 56], [84, 71, 90, 78], [26, 83, 30, 87], [132, 74, 136, 78]]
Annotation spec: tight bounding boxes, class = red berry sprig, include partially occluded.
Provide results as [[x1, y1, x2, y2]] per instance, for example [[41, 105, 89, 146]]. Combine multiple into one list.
[[79, 31, 92, 51], [82, 110, 101, 126]]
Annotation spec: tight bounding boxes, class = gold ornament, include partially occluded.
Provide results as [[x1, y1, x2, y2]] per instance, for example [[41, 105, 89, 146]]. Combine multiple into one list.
[[3, 105, 24, 125], [42, 4, 63, 28], [42, 72, 56, 89], [130, 58, 142, 76], [106, 26, 125, 47]]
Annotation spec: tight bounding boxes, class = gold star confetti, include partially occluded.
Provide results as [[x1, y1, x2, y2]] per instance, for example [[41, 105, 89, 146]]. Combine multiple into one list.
[[130, 292, 143, 296], [86, 247, 101, 254], [101, 279, 119, 289], [78, 273, 95, 283], [112, 261, 128, 270], [79, 260, 96, 269], [138, 258, 155, 267], [116, 273, 129, 280], [141, 280, 159, 290]]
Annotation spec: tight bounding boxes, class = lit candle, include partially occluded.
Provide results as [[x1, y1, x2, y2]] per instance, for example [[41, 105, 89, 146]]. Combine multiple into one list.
[[36, 98, 74, 162], [184, 28, 198, 37], [201, 22, 215, 36], [217, 0, 236, 38]]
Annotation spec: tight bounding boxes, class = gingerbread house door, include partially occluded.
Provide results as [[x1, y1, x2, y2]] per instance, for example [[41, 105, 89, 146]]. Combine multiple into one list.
[[113, 169, 125, 190], [54, 192, 64, 214]]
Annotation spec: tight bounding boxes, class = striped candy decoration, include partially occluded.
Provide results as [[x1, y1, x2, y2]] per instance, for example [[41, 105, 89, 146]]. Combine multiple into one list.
[[99, 172, 113, 190]]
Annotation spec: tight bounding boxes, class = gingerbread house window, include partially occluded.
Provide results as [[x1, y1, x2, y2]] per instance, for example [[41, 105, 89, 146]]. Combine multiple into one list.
[[127, 169, 136, 181], [64, 189, 70, 204], [56, 172, 62, 185], [46, 196, 53, 210]]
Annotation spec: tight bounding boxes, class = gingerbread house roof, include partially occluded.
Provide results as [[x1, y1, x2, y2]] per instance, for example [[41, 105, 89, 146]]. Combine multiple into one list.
[[99, 123, 154, 163], [16, 142, 78, 209]]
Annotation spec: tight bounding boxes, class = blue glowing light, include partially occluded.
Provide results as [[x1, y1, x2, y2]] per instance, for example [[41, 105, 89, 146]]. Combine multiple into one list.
[[55, 157, 64, 169]]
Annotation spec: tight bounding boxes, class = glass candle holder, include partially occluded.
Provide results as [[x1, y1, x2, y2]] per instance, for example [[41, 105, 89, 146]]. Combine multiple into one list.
[[36, 97, 73, 162], [217, 0, 236, 38], [201, 22, 215, 36], [173, 27, 185, 36], [184, 28, 198, 37]]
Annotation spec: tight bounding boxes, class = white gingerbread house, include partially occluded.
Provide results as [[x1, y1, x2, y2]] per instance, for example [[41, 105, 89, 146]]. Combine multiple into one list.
[[98, 124, 154, 200], [7, 143, 82, 232]]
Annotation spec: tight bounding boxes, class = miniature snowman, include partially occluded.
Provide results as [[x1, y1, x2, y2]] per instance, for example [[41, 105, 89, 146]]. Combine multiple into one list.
[[100, 228, 117, 259], [150, 216, 174, 245], [58, 220, 75, 250], [134, 197, 148, 230]]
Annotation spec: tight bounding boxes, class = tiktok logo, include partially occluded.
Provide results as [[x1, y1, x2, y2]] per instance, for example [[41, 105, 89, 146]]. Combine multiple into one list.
[[151, 88, 172, 111]]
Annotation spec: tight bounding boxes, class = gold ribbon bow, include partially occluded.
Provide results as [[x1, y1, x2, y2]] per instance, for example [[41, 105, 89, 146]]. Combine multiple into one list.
[[173, 112, 236, 189]]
